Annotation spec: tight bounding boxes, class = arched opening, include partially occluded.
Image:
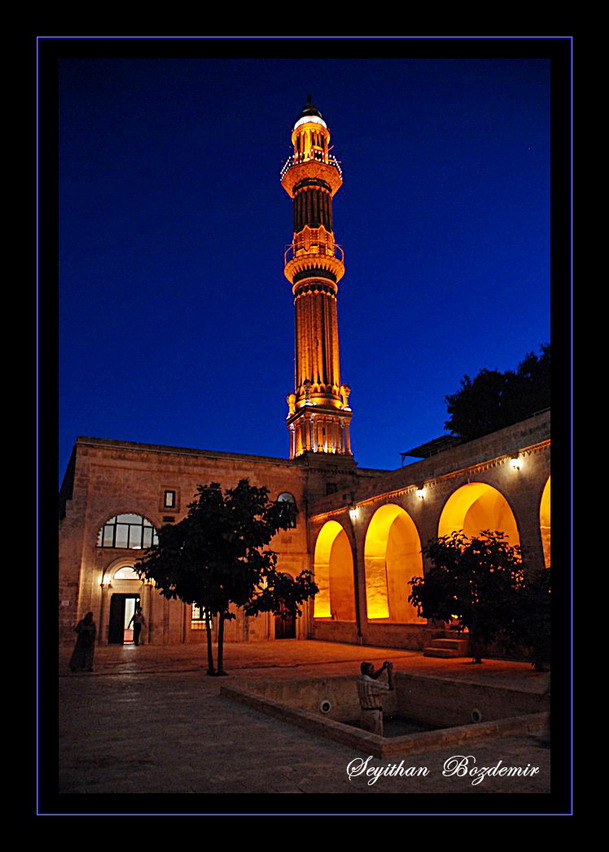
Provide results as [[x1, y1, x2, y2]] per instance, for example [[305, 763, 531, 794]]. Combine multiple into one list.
[[364, 503, 424, 622], [540, 477, 551, 568], [313, 520, 355, 621], [438, 482, 520, 545], [277, 492, 297, 527], [112, 566, 141, 581], [97, 513, 158, 550], [101, 563, 144, 646], [274, 572, 297, 639]]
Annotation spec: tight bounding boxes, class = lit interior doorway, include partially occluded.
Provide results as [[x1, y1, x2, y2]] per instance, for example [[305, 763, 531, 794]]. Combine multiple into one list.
[[108, 593, 141, 645]]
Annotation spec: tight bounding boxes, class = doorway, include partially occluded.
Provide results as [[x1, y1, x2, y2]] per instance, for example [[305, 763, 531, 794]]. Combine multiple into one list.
[[274, 602, 296, 639], [108, 593, 141, 645]]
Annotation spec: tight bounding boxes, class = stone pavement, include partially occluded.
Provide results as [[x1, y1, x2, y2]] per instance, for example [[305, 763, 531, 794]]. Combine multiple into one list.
[[53, 640, 562, 814]]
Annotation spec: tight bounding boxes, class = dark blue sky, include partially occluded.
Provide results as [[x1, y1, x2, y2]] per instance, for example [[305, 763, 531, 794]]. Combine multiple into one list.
[[58, 50, 553, 481]]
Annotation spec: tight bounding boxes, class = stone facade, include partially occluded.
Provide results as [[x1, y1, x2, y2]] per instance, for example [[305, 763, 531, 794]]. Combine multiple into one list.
[[59, 410, 550, 652], [58, 437, 373, 646]]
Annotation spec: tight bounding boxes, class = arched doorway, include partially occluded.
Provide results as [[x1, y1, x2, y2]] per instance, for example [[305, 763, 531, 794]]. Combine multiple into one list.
[[438, 482, 520, 545], [103, 566, 143, 645], [363, 503, 424, 622], [540, 477, 551, 567], [313, 520, 356, 621]]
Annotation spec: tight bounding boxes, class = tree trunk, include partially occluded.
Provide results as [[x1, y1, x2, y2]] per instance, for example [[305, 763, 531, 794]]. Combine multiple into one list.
[[216, 612, 227, 675], [205, 617, 216, 676], [469, 631, 483, 664]]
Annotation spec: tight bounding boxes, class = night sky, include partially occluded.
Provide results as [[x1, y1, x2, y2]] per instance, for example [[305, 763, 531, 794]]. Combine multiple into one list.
[[57, 45, 555, 482]]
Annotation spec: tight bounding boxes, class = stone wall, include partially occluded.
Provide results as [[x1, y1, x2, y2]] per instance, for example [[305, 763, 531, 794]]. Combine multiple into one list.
[[59, 438, 313, 645], [307, 411, 551, 651]]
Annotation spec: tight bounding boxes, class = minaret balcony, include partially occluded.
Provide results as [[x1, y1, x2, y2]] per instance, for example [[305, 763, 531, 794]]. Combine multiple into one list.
[[284, 242, 345, 285], [284, 239, 344, 266], [281, 151, 342, 178], [280, 155, 343, 197]]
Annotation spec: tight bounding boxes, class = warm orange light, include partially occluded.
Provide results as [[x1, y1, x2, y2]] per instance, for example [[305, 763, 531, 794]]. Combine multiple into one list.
[[313, 520, 355, 620], [540, 476, 551, 568], [364, 503, 424, 623], [438, 482, 520, 545]]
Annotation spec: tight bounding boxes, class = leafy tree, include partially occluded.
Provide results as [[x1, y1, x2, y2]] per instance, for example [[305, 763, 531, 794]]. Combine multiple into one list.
[[408, 530, 525, 663], [135, 479, 318, 675], [445, 344, 550, 440], [516, 567, 552, 671]]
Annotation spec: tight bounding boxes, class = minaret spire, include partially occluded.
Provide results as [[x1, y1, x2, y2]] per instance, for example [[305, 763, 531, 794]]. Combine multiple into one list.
[[281, 100, 353, 459]]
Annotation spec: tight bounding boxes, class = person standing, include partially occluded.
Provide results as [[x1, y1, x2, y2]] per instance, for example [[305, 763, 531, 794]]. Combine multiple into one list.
[[357, 660, 394, 736], [128, 606, 146, 646], [69, 612, 97, 672]]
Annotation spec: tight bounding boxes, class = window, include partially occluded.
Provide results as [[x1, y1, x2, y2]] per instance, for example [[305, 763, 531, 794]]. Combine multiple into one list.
[[277, 492, 297, 528], [164, 490, 176, 509], [191, 604, 213, 630], [113, 566, 141, 581], [97, 514, 158, 550]]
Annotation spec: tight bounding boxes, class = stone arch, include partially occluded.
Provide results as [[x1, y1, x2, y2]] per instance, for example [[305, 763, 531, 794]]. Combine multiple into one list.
[[101, 557, 144, 586], [438, 482, 520, 545], [363, 503, 424, 623], [313, 520, 355, 621], [540, 476, 551, 568]]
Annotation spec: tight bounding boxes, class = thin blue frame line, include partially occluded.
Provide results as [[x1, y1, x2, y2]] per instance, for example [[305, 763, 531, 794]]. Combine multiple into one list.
[[36, 33, 41, 819], [36, 34, 573, 40], [43, 35, 571, 817]]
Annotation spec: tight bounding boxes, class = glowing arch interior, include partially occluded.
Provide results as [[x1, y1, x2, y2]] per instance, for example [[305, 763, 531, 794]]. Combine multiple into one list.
[[313, 520, 355, 621], [364, 503, 424, 622], [540, 477, 551, 567], [438, 482, 520, 545]]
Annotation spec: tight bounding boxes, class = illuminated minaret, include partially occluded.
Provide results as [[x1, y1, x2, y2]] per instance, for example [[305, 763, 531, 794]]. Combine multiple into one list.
[[281, 98, 353, 459]]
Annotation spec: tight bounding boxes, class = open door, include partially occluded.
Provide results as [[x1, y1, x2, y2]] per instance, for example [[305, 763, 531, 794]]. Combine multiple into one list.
[[108, 594, 140, 644]]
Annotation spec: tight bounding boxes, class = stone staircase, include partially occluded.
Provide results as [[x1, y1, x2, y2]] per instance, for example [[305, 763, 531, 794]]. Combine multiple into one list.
[[423, 636, 470, 658]]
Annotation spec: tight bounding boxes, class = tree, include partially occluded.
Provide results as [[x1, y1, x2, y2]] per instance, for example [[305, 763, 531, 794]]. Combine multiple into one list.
[[445, 344, 550, 440], [408, 531, 525, 663], [135, 479, 318, 675], [516, 566, 551, 671]]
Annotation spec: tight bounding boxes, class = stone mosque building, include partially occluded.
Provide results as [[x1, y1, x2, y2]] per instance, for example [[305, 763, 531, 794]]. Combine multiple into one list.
[[58, 99, 551, 652]]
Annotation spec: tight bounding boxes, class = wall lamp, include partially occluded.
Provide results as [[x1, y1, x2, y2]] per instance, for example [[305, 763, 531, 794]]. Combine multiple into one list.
[[349, 505, 359, 522], [416, 486, 425, 500], [509, 455, 522, 471]]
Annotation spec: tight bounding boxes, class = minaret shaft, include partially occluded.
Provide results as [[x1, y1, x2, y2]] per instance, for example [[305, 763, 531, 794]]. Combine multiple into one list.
[[281, 100, 352, 459]]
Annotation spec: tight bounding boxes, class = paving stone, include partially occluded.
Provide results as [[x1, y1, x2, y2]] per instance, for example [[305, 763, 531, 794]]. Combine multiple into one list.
[[53, 640, 560, 812]]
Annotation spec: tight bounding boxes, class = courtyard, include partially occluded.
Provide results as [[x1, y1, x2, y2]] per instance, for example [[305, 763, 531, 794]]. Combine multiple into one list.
[[49, 640, 561, 815]]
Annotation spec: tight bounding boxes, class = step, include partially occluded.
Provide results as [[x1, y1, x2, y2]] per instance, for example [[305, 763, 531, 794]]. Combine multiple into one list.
[[430, 638, 469, 650], [423, 647, 460, 658], [423, 637, 470, 658]]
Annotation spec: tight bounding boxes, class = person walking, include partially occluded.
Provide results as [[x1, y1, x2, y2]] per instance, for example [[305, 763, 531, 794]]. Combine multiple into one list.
[[128, 606, 146, 646]]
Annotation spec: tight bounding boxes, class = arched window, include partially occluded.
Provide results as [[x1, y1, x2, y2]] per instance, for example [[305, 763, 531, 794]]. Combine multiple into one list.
[[113, 566, 141, 581], [277, 492, 297, 528], [97, 514, 158, 550]]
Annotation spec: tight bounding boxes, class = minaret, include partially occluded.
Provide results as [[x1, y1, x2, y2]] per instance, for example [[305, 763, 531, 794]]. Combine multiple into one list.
[[281, 98, 353, 459]]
